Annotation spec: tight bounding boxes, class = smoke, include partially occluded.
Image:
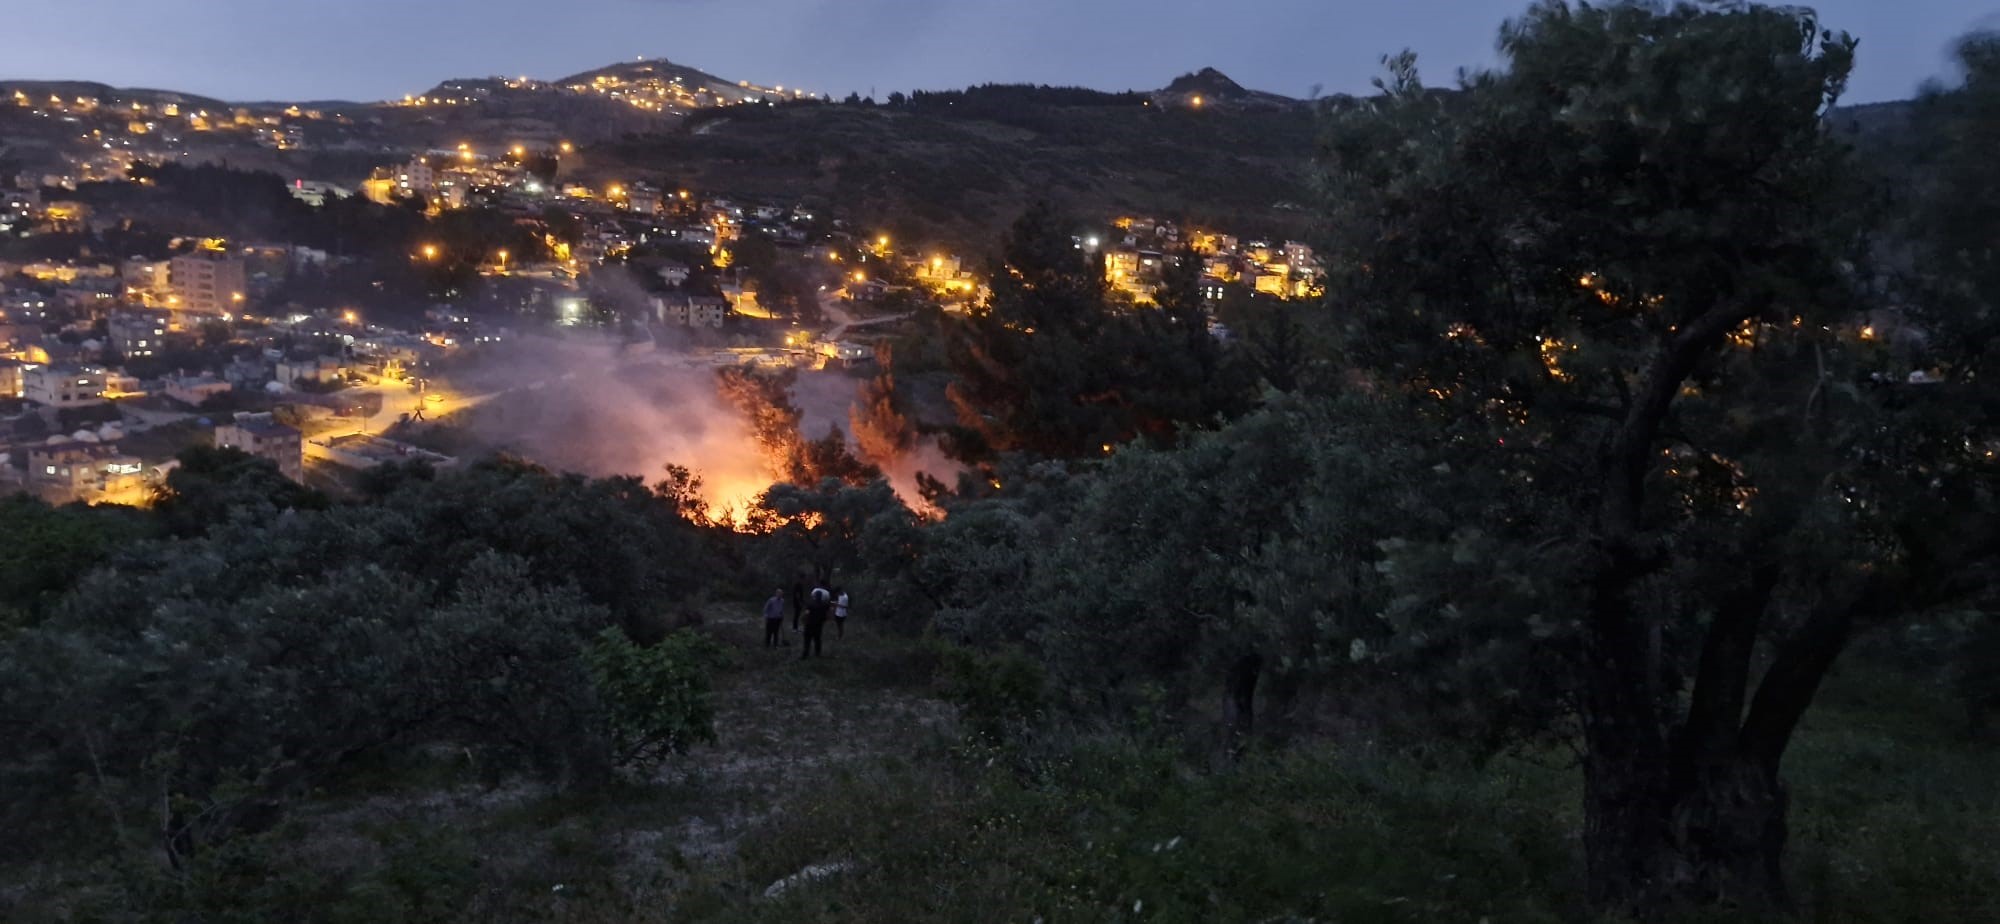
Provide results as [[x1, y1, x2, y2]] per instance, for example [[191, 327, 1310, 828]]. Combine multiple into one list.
[[439, 336, 774, 519]]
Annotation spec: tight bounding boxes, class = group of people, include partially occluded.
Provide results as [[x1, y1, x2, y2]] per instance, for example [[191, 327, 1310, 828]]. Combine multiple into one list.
[[762, 581, 850, 658]]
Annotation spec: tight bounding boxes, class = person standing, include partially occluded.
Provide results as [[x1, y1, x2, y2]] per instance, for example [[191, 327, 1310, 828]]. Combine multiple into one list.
[[762, 589, 786, 649], [790, 581, 805, 632], [801, 587, 831, 659], [833, 587, 850, 639]]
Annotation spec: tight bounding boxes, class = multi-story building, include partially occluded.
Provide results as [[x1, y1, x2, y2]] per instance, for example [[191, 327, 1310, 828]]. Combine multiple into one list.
[[169, 250, 247, 315], [397, 158, 436, 195], [22, 364, 108, 407], [651, 294, 729, 328], [121, 257, 173, 304], [215, 412, 304, 483], [25, 442, 148, 506], [107, 311, 169, 359], [1283, 241, 1317, 272]]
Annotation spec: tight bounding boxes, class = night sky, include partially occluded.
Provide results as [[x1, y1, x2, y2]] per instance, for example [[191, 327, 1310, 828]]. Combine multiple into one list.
[[7, 0, 1995, 105]]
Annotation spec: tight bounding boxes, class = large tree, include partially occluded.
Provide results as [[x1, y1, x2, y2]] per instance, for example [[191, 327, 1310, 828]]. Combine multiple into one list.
[[1319, 2, 1997, 914]]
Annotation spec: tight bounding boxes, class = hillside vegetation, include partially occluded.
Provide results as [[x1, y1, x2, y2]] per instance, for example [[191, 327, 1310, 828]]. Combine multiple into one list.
[[3, 4, 1998, 924]]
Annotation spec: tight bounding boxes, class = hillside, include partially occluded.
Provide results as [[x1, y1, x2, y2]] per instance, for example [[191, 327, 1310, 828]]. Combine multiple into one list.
[[1157, 66, 1302, 108], [591, 91, 1324, 249]]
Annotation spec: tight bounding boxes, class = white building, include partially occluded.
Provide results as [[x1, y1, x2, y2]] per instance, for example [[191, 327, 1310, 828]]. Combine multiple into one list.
[[22, 365, 108, 407], [650, 294, 729, 329]]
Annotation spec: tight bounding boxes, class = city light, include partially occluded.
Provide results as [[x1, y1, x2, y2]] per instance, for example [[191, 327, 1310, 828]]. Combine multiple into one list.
[[1191, 95, 1205, 108], [853, 271, 867, 284], [559, 141, 574, 153], [421, 244, 439, 260], [343, 310, 358, 324]]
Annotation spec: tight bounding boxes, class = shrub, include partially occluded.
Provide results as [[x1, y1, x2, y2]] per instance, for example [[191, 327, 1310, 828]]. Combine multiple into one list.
[[586, 629, 724, 772]]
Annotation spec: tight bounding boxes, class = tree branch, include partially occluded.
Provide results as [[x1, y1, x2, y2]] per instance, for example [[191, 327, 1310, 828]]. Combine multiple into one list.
[[1675, 561, 1780, 772], [1738, 572, 1891, 767]]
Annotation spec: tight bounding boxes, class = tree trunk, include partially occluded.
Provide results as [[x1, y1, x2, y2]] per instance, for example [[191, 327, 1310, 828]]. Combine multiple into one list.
[[1585, 752, 1790, 915], [1222, 653, 1262, 760]]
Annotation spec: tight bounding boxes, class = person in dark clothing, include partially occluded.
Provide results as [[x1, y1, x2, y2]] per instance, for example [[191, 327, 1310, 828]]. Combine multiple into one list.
[[762, 589, 786, 648], [790, 581, 805, 631], [801, 587, 831, 659]]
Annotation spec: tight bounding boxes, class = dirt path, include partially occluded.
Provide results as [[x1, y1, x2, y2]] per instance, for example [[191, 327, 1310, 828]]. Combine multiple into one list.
[[652, 610, 955, 859]]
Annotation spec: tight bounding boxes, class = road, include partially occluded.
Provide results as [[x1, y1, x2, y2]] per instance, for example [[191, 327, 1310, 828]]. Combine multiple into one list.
[[819, 291, 913, 341]]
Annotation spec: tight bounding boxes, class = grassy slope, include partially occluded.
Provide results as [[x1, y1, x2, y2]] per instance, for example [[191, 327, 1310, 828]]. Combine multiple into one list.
[[7, 601, 1990, 923]]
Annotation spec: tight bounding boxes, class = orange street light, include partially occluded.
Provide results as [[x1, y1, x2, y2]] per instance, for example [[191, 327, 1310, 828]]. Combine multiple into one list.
[[853, 271, 867, 284], [422, 244, 439, 260]]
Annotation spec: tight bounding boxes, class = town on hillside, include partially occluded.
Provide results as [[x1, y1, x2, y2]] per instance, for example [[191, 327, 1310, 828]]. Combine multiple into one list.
[[0, 81, 1324, 504]]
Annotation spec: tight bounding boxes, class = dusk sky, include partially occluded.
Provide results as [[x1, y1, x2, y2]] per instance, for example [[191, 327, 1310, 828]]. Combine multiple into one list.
[[7, 0, 1995, 105]]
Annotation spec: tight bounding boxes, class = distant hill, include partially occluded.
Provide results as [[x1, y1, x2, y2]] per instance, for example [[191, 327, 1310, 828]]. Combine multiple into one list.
[[553, 58, 764, 105], [0, 79, 228, 113], [1157, 68, 1301, 109]]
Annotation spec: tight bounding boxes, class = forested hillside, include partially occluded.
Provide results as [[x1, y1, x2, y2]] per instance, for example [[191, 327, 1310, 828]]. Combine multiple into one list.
[[5, 4, 1999, 923]]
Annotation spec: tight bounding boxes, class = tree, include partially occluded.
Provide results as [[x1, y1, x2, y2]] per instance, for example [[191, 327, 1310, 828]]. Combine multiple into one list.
[[752, 479, 911, 587], [1314, 3, 1997, 914], [851, 344, 914, 467], [0, 497, 151, 633], [152, 446, 328, 538]]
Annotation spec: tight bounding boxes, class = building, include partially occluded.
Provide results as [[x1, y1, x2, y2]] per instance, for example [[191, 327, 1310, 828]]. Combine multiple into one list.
[[1199, 275, 1229, 306], [288, 180, 349, 207], [0, 356, 22, 398], [816, 340, 872, 368], [121, 257, 172, 299], [163, 373, 232, 407], [25, 442, 148, 506], [397, 158, 436, 195], [626, 187, 663, 216], [215, 412, 303, 483], [169, 250, 247, 315], [107, 312, 169, 359], [274, 355, 346, 386], [651, 294, 729, 328], [1283, 241, 1317, 272], [22, 364, 107, 407]]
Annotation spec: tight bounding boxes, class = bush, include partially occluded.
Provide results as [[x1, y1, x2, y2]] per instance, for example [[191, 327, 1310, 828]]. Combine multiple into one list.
[[586, 629, 725, 772], [934, 643, 1046, 744]]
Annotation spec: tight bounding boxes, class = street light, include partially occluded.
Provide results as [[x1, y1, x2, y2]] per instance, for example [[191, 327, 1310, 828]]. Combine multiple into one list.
[[421, 244, 439, 260]]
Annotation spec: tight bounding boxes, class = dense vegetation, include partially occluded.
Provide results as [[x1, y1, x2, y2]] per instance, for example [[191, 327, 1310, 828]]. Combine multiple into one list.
[[4, 3, 1999, 921]]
